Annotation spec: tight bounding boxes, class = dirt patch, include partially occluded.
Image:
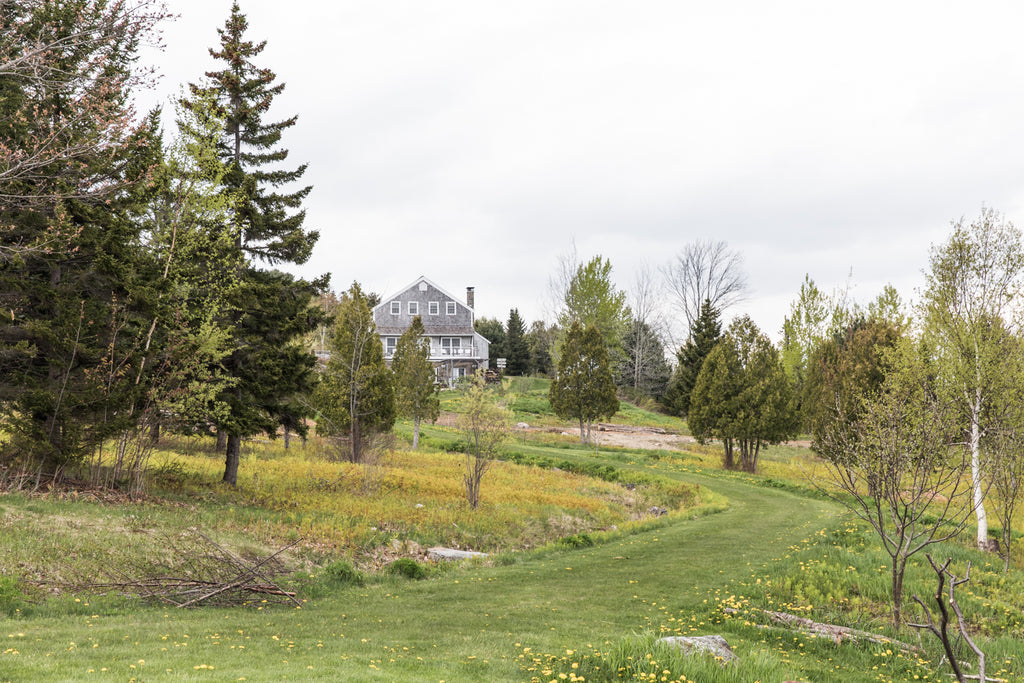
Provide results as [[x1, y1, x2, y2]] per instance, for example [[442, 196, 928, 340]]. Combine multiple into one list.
[[517, 423, 811, 451]]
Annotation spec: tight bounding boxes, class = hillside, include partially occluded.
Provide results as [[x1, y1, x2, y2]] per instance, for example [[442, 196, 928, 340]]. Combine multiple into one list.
[[2, 385, 1023, 682]]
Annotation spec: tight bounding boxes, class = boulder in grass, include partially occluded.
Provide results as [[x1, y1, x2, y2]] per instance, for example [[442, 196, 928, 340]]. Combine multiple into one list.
[[658, 635, 738, 665], [427, 547, 488, 561]]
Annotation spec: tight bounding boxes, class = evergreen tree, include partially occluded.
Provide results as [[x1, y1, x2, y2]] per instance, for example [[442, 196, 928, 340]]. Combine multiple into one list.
[[181, 3, 324, 485], [314, 283, 395, 463], [663, 299, 721, 417], [526, 321, 557, 375], [688, 316, 797, 473], [504, 309, 530, 376], [549, 322, 620, 444], [0, 1, 165, 474], [474, 317, 505, 368], [392, 316, 439, 449]]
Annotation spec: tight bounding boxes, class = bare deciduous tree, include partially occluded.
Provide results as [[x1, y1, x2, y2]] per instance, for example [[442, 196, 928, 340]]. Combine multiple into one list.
[[662, 239, 748, 338], [620, 263, 671, 396], [816, 339, 976, 627], [910, 556, 987, 683]]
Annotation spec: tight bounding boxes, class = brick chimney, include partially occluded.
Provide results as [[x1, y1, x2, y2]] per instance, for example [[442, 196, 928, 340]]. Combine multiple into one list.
[[466, 286, 475, 309]]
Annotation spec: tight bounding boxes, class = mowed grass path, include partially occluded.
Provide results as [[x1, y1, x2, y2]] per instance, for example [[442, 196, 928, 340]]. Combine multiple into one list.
[[3, 466, 839, 682]]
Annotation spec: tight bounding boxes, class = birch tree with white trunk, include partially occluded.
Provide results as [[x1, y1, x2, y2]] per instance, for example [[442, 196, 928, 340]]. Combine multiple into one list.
[[921, 208, 1024, 552]]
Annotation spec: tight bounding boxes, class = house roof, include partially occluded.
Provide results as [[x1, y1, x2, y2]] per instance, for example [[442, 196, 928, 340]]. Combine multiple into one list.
[[372, 275, 470, 315], [373, 275, 480, 337]]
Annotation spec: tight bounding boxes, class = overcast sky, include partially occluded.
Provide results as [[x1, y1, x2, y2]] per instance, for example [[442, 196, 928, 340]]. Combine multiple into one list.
[[139, 1, 1024, 341]]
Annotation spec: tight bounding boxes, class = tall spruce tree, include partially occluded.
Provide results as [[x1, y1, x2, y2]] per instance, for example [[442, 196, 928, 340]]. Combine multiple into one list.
[[0, 1, 165, 474], [663, 299, 721, 417], [182, 2, 324, 485], [504, 309, 530, 376]]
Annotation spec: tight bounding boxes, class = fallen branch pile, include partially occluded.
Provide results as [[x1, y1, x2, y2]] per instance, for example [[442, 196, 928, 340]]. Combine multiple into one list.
[[79, 530, 303, 608]]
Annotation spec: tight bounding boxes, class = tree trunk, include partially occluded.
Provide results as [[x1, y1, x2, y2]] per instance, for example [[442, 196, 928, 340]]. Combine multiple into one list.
[[413, 417, 420, 449], [223, 434, 240, 486], [216, 430, 228, 452], [891, 557, 906, 627], [579, 417, 586, 444], [283, 426, 290, 450], [350, 418, 361, 463], [971, 397, 989, 551], [722, 438, 734, 470]]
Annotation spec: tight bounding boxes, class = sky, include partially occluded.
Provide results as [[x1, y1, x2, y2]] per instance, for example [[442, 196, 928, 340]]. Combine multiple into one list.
[[138, 1, 1024, 342]]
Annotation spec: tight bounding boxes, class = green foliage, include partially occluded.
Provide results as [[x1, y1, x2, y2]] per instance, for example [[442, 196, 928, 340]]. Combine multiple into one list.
[[315, 282, 395, 462], [458, 372, 513, 508], [387, 558, 427, 580], [474, 316, 506, 367], [392, 316, 440, 449], [0, 576, 31, 617], [0, 1, 171, 473], [323, 560, 364, 587], [176, 2, 324, 485], [689, 315, 797, 473], [557, 255, 630, 358], [558, 532, 595, 548], [816, 337, 975, 626], [504, 308, 531, 375], [802, 317, 901, 454], [549, 631, 783, 683], [549, 322, 620, 444], [921, 207, 1024, 550], [664, 298, 721, 417], [526, 320, 557, 375]]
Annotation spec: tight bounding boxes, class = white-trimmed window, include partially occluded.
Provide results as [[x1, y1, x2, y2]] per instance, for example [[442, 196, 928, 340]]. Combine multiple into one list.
[[385, 337, 397, 356], [428, 301, 439, 315], [390, 301, 401, 315], [408, 301, 418, 315], [441, 337, 462, 354], [446, 301, 456, 315]]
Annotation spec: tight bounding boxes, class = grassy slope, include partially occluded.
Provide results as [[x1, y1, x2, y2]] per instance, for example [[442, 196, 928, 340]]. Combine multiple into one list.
[[4, 392, 1021, 681], [3, 460, 844, 681]]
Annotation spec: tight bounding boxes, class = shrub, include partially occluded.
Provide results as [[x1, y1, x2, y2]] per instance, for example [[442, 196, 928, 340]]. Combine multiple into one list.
[[323, 560, 364, 587], [558, 533, 595, 548], [387, 558, 427, 580]]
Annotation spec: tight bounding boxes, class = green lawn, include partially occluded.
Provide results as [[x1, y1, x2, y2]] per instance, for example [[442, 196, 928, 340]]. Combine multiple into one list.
[[4, 390, 1024, 682]]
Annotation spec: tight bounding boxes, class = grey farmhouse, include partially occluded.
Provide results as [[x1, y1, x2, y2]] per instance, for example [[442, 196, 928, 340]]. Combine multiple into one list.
[[373, 276, 491, 385]]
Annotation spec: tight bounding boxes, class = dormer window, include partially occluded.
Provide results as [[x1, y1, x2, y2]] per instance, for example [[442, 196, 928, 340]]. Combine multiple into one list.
[[390, 301, 400, 315], [408, 301, 419, 315]]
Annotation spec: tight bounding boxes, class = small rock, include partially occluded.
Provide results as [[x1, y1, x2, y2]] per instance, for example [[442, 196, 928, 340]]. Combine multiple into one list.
[[648, 506, 668, 517], [515, 422, 530, 429], [658, 635, 738, 665], [427, 547, 488, 562]]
